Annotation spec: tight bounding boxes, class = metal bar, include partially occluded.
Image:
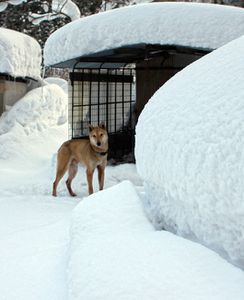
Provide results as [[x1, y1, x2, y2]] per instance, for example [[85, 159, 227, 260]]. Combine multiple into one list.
[[106, 69, 109, 131], [72, 100, 132, 107], [129, 69, 132, 128], [122, 68, 125, 129], [114, 69, 117, 134], [80, 69, 84, 134], [97, 69, 101, 125], [89, 69, 92, 124], [130, 69, 134, 157], [71, 60, 80, 139], [70, 72, 133, 83]]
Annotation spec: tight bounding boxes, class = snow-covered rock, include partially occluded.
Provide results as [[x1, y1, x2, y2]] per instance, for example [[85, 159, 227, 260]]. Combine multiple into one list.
[[135, 35, 244, 269], [0, 28, 41, 79], [44, 2, 244, 66], [68, 181, 244, 300]]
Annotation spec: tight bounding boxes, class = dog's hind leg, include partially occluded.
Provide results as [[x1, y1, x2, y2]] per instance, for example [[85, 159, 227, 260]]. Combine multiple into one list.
[[66, 159, 78, 197], [52, 148, 70, 197]]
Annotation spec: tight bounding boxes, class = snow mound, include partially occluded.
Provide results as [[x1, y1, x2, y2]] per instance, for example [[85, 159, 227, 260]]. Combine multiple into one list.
[[0, 28, 41, 79], [135, 35, 244, 269], [44, 77, 68, 94], [0, 84, 67, 161], [68, 181, 244, 300], [44, 2, 244, 66]]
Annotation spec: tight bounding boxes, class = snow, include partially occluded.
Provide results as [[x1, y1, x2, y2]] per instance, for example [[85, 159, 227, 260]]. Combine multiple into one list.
[[0, 0, 26, 12], [44, 2, 244, 67], [0, 81, 74, 300], [0, 195, 75, 300], [69, 181, 244, 300], [0, 78, 244, 300], [0, 28, 41, 79], [44, 77, 68, 94], [0, 2, 8, 12], [0, 84, 68, 162], [0, 81, 142, 299], [135, 35, 244, 270], [0, 0, 80, 22], [30, 0, 80, 25], [1, 8, 244, 298], [52, 0, 80, 21]]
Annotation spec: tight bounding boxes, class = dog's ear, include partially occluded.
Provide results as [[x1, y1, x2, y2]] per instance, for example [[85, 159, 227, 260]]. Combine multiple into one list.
[[99, 122, 106, 130], [88, 124, 94, 132]]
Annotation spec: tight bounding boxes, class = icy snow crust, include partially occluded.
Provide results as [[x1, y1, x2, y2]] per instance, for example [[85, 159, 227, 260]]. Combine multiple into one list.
[[44, 2, 244, 67], [69, 181, 244, 300], [135, 35, 244, 269], [0, 28, 41, 79]]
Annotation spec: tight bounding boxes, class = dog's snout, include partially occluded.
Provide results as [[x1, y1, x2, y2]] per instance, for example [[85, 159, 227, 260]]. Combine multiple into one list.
[[97, 141, 101, 146]]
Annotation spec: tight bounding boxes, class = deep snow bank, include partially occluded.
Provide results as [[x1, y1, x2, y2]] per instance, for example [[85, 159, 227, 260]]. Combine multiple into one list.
[[0, 84, 68, 162], [135, 35, 244, 269], [68, 181, 244, 300], [0, 28, 41, 79]]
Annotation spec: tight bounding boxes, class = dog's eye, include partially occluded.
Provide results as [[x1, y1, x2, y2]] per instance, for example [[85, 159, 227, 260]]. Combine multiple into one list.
[[100, 133, 103, 137], [92, 134, 96, 138]]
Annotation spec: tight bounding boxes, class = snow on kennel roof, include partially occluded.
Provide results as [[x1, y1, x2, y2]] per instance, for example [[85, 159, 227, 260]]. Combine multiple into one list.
[[0, 28, 42, 79], [44, 2, 244, 68]]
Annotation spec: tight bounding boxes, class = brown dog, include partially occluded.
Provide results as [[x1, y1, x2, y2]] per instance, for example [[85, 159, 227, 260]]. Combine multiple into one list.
[[52, 123, 108, 197]]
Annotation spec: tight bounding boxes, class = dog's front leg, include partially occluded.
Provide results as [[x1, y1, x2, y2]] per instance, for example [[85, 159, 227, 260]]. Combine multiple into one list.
[[97, 165, 105, 191], [86, 168, 95, 195]]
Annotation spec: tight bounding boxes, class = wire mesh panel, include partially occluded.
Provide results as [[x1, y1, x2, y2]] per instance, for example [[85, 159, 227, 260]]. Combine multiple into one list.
[[69, 68, 136, 160]]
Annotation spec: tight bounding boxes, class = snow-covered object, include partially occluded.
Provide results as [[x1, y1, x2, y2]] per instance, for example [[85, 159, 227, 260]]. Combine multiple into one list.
[[52, 0, 80, 21], [44, 2, 244, 67], [0, 2, 8, 12], [30, 0, 80, 25], [0, 0, 26, 12], [135, 35, 244, 269], [0, 84, 67, 161], [69, 181, 244, 300], [44, 77, 68, 94], [0, 28, 41, 79], [0, 0, 80, 21]]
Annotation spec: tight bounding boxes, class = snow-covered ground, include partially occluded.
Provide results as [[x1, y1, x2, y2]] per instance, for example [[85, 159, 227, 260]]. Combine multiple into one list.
[[69, 181, 244, 300], [1, 9, 244, 299], [0, 79, 244, 299], [0, 81, 142, 300]]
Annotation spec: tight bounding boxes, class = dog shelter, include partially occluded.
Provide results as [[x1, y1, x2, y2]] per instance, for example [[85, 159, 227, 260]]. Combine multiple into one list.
[[44, 2, 244, 161]]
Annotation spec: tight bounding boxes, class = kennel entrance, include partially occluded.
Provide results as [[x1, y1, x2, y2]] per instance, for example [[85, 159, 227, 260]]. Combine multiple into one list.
[[69, 67, 136, 161]]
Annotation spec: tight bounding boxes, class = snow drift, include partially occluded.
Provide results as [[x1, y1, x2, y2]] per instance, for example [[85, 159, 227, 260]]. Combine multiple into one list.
[[44, 2, 244, 67], [0, 84, 68, 162], [68, 181, 244, 300], [0, 28, 41, 79], [135, 35, 244, 269]]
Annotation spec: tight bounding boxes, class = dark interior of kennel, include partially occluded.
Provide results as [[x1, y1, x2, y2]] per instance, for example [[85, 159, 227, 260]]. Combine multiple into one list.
[[69, 67, 135, 161], [51, 44, 209, 161]]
